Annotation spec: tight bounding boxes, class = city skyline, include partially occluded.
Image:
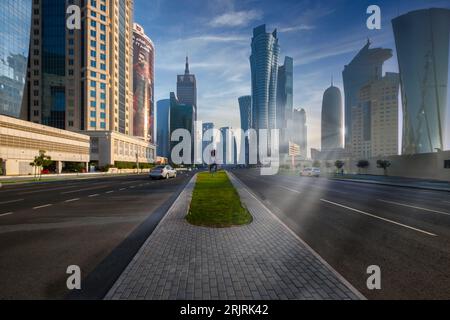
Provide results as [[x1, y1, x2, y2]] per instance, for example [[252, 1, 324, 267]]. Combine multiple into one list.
[[135, 0, 450, 155]]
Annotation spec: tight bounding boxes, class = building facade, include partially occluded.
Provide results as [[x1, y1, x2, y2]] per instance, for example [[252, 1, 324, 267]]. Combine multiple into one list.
[[169, 92, 194, 162], [202, 122, 214, 163], [156, 99, 170, 158], [276, 56, 294, 130], [342, 40, 392, 149], [0, 0, 32, 119], [176, 57, 197, 120], [250, 25, 280, 134], [287, 109, 307, 159], [132, 23, 154, 142], [392, 8, 450, 155], [321, 84, 343, 151], [352, 72, 400, 159]]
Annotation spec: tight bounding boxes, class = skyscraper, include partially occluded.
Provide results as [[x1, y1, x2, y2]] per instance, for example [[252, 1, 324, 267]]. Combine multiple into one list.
[[156, 99, 170, 158], [352, 72, 400, 159], [321, 83, 343, 151], [169, 92, 194, 161], [202, 122, 214, 162], [276, 56, 293, 129], [250, 25, 280, 134], [24, 0, 134, 133], [177, 56, 197, 120], [393, 8, 450, 154], [342, 40, 392, 149], [0, 0, 32, 118], [288, 109, 307, 159], [239, 96, 252, 132], [133, 23, 155, 142]]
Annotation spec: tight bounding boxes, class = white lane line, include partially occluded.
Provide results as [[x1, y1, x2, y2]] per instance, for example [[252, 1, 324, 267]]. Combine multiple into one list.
[[33, 204, 52, 210], [320, 199, 436, 237], [106, 191, 114, 194], [0, 199, 24, 205], [88, 194, 99, 198], [65, 198, 80, 203], [130, 186, 136, 189], [278, 185, 301, 194], [0, 212, 13, 217], [378, 199, 450, 216], [119, 188, 126, 191]]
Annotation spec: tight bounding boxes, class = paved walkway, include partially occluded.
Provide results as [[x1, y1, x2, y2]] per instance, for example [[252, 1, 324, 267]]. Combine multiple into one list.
[[105, 172, 363, 300]]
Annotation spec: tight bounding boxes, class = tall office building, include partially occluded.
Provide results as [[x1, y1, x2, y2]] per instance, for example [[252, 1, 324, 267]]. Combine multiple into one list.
[[288, 108, 307, 159], [169, 92, 194, 161], [156, 99, 170, 158], [202, 122, 214, 162], [393, 8, 450, 154], [321, 83, 343, 151], [239, 96, 252, 165], [0, 0, 32, 118], [177, 56, 197, 120], [342, 40, 392, 149], [133, 23, 155, 142], [250, 25, 280, 134], [352, 72, 400, 159], [220, 127, 231, 165], [276, 56, 293, 129], [23, 0, 134, 134]]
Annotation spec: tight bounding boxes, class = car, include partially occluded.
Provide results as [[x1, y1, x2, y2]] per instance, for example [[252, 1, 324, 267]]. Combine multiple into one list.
[[150, 165, 177, 180], [300, 167, 321, 177]]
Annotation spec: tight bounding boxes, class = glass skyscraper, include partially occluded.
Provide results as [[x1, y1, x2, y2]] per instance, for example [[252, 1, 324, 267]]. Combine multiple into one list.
[[177, 57, 197, 121], [342, 40, 392, 150], [169, 92, 194, 161], [321, 84, 343, 151], [156, 99, 170, 158], [276, 56, 293, 130], [250, 25, 280, 132], [0, 0, 32, 118], [393, 8, 450, 155]]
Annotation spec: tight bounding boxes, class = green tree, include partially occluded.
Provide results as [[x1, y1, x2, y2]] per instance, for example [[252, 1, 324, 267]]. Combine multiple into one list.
[[335, 160, 345, 175], [377, 160, 391, 176], [30, 150, 52, 180], [312, 160, 321, 168], [356, 160, 370, 174]]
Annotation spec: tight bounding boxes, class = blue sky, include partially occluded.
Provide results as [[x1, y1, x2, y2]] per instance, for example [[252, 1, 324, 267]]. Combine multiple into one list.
[[135, 0, 450, 152]]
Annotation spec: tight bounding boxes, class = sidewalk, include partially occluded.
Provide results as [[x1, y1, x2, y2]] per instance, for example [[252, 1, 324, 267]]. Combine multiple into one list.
[[105, 172, 363, 300], [331, 174, 450, 192]]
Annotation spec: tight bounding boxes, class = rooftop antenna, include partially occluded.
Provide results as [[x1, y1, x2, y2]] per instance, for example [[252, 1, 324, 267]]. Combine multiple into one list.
[[331, 75, 334, 86]]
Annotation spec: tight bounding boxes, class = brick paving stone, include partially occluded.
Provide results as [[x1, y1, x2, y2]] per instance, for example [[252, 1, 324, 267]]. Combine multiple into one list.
[[105, 172, 364, 300]]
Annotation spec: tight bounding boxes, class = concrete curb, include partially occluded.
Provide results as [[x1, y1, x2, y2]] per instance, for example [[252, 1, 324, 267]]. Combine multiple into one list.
[[330, 177, 450, 193], [228, 171, 366, 301]]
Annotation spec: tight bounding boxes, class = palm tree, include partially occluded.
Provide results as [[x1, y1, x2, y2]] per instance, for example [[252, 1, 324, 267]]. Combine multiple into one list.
[[376, 160, 391, 176], [356, 160, 370, 174], [30, 150, 52, 180]]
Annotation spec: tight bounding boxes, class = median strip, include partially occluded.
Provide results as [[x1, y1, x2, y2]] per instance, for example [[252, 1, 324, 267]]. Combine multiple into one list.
[[320, 199, 437, 237], [378, 199, 450, 216], [186, 171, 252, 228]]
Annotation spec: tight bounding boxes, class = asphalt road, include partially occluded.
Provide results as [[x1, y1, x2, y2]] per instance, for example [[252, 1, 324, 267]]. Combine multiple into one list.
[[231, 168, 450, 300], [0, 172, 193, 299]]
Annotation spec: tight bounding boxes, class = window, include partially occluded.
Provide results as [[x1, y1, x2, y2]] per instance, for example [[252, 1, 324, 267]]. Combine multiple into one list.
[[445, 160, 450, 169], [90, 121, 97, 128], [90, 111, 97, 118]]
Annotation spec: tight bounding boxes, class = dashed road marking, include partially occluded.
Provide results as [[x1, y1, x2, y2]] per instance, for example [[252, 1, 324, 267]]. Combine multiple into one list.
[[0, 199, 24, 205], [33, 204, 53, 210], [65, 198, 80, 203], [0, 212, 13, 217], [378, 199, 450, 216]]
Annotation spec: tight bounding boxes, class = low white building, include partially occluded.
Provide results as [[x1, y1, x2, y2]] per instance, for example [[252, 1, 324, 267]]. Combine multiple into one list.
[[0, 115, 90, 176]]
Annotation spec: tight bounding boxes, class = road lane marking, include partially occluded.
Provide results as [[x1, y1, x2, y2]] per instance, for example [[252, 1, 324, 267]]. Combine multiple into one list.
[[119, 188, 126, 191], [65, 198, 80, 203], [106, 191, 114, 194], [278, 185, 301, 194], [61, 185, 109, 194], [33, 204, 52, 210], [320, 199, 436, 237], [0, 199, 24, 205], [0, 212, 13, 217], [378, 199, 450, 216], [88, 194, 99, 198], [130, 186, 136, 189]]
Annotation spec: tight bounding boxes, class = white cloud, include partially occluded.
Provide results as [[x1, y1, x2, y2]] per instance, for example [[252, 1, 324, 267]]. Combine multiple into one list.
[[209, 10, 263, 28], [278, 24, 315, 33]]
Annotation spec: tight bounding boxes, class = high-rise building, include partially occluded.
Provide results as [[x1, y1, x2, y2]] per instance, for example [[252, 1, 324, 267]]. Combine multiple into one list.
[[169, 92, 194, 161], [288, 109, 307, 159], [250, 24, 280, 134], [156, 99, 170, 158], [342, 40, 392, 149], [220, 127, 231, 165], [352, 72, 400, 159], [0, 0, 32, 118], [239, 96, 252, 132], [133, 23, 155, 142], [177, 56, 197, 120], [392, 8, 450, 154], [23, 0, 134, 134], [321, 83, 343, 151], [202, 122, 214, 162], [276, 56, 293, 129]]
